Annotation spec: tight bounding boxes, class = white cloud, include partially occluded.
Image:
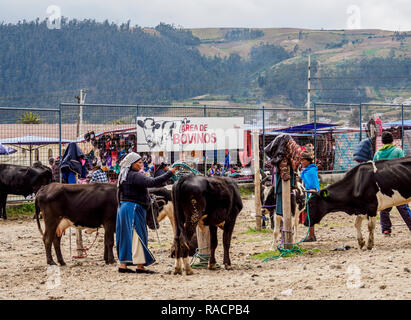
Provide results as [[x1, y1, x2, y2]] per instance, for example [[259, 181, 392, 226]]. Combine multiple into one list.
[[0, 0, 409, 30]]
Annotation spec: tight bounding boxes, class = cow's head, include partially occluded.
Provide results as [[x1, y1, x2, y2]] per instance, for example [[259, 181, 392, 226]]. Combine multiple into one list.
[[31, 165, 53, 194], [138, 118, 180, 150], [304, 189, 329, 226], [138, 118, 161, 149]]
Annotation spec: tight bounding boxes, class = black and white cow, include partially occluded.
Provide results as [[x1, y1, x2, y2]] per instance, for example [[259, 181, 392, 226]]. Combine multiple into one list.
[[172, 175, 243, 275], [150, 187, 198, 257], [304, 157, 411, 249]]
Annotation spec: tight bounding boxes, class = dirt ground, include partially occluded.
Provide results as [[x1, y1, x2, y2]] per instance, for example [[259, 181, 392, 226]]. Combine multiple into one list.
[[1, 199, 411, 300]]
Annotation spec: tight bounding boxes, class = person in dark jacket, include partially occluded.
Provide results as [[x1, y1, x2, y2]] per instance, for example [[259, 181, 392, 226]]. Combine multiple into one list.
[[353, 138, 374, 163], [154, 162, 172, 186], [116, 152, 176, 274], [60, 142, 86, 184]]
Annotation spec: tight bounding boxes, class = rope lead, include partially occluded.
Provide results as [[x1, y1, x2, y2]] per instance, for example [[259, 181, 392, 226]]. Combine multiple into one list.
[[262, 195, 312, 262]]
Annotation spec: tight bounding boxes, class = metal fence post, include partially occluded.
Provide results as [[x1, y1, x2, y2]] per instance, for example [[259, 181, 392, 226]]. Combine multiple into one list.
[[262, 105, 265, 164], [204, 104, 207, 176], [59, 103, 62, 183], [402, 104, 404, 149], [314, 102, 317, 164], [359, 103, 362, 141]]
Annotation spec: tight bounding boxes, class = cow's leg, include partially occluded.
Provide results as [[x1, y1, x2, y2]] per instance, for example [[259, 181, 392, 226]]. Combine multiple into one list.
[[183, 257, 193, 276], [355, 215, 365, 249], [273, 214, 282, 243], [222, 221, 236, 270], [173, 238, 183, 275], [181, 224, 195, 275], [293, 213, 299, 244], [43, 219, 59, 265], [367, 216, 376, 250], [208, 225, 218, 270], [0, 193, 7, 219], [270, 210, 275, 230], [53, 235, 66, 266], [104, 224, 115, 264]]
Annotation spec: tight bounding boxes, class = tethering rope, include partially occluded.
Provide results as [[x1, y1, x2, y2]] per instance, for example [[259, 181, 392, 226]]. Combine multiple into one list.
[[262, 194, 313, 262]]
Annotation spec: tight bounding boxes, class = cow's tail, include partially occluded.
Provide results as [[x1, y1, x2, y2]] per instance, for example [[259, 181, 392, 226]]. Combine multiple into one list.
[[35, 196, 44, 236]]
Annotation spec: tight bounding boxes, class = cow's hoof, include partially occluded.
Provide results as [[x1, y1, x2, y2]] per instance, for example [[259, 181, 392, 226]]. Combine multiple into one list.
[[185, 269, 194, 276], [208, 263, 217, 270], [367, 243, 374, 250], [358, 239, 365, 249], [58, 261, 66, 266], [105, 260, 115, 265], [174, 268, 182, 275], [48, 261, 57, 266], [224, 264, 233, 271]]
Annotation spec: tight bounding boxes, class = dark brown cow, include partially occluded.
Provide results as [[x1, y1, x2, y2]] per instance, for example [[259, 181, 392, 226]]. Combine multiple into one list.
[[172, 175, 243, 275], [0, 163, 52, 219], [35, 182, 161, 266]]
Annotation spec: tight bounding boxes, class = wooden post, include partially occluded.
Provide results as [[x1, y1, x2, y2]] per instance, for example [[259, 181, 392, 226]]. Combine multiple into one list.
[[253, 131, 262, 231], [196, 225, 210, 255], [74, 173, 85, 257], [282, 167, 292, 249]]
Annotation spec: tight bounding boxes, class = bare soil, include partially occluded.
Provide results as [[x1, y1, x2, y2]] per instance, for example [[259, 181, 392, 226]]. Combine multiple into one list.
[[1, 199, 411, 300]]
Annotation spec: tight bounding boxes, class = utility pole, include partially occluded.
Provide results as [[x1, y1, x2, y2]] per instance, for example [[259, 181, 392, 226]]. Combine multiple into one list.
[[76, 88, 88, 138], [74, 88, 87, 258], [307, 55, 311, 123]]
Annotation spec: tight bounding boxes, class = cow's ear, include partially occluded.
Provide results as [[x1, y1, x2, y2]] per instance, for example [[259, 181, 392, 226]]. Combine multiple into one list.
[[320, 189, 329, 199], [137, 120, 145, 128]]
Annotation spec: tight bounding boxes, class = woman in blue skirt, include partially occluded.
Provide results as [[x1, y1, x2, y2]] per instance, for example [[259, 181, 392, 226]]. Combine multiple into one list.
[[116, 152, 175, 273]]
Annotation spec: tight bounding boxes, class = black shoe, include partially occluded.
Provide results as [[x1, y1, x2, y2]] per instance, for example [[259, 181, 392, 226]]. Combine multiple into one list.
[[136, 268, 156, 274], [303, 236, 317, 242], [118, 268, 135, 273]]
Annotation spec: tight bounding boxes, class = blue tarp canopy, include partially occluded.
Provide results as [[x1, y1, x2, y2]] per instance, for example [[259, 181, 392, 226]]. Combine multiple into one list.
[[0, 136, 72, 165], [274, 122, 340, 133], [0, 135, 72, 145], [383, 120, 411, 128], [0, 143, 17, 155]]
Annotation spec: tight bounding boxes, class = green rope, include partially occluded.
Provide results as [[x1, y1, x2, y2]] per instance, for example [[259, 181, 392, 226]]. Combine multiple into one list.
[[171, 162, 202, 181], [262, 195, 312, 262]]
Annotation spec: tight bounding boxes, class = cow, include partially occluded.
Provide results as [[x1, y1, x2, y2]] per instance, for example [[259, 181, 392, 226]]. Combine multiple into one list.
[[304, 157, 411, 250], [150, 187, 198, 257], [0, 163, 52, 219], [171, 175, 243, 275], [35, 182, 161, 266]]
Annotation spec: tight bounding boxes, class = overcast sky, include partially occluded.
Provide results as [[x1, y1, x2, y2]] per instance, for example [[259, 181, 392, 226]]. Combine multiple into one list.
[[0, 0, 410, 31]]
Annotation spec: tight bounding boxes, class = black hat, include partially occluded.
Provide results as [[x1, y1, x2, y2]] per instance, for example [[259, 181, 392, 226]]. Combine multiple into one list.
[[382, 131, 393, 144], [301, 151, 313, 161]]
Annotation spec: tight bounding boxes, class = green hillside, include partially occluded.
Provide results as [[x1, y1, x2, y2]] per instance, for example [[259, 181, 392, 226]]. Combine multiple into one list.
[[0, 20, 409, 123]]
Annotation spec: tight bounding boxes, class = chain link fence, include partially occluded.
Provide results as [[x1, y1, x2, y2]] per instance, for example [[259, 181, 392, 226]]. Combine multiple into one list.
[[1, 102, 410, 204], [0, 106, 61, 202]]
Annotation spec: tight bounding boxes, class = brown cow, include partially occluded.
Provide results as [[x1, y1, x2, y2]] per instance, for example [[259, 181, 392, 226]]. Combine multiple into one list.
[[35, 182, 160, 266]]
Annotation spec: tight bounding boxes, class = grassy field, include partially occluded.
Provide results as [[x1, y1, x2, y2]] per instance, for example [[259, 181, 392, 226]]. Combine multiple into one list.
[[5, 202, 35, 218]]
